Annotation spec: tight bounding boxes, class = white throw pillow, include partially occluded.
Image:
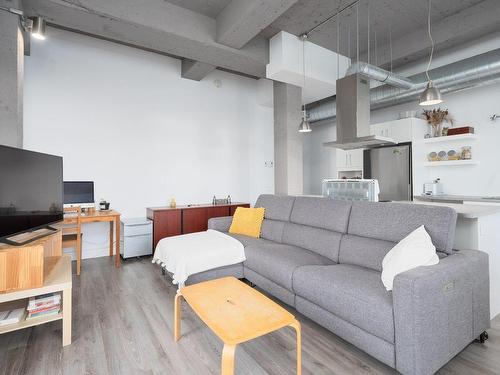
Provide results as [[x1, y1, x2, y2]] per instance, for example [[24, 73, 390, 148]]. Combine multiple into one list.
[[381, 225, 439, 291]]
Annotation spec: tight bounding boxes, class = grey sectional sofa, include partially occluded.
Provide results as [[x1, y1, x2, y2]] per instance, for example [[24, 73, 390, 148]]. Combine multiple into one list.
[[188, 194, 490, 375]]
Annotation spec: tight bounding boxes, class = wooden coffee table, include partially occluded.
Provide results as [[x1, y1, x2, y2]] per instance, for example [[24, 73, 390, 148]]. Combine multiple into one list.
[[174, 276, 301, 375]]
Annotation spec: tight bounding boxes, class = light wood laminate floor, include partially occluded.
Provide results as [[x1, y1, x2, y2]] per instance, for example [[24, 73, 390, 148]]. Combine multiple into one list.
[[0, 256, 499, 375]]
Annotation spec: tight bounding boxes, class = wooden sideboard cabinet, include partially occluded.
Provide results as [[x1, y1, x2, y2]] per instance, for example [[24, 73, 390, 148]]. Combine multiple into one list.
[[146, 203, 250, 250]]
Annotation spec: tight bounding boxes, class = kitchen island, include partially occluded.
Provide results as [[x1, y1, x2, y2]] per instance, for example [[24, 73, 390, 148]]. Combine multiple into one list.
[[412, 198, 500, 319]]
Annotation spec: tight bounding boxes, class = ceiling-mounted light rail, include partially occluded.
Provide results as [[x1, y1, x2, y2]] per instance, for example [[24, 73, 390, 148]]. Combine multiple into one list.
[[302, 0, 360, 37]]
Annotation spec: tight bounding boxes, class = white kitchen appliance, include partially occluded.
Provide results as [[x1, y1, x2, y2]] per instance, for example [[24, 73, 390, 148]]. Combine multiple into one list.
[[423, 178, 444, 196], [322, 179, 380, 202], [120, 218, 152, 259]]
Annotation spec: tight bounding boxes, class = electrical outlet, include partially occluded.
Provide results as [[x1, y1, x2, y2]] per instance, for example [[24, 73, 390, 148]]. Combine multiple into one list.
[[265, 161, 274, 168]]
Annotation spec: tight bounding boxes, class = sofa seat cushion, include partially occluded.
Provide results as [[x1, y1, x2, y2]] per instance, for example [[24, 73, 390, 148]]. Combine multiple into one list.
[[226, 233, 273, 248], [293, 264, 395, 343], [244, 244, 333, 291]]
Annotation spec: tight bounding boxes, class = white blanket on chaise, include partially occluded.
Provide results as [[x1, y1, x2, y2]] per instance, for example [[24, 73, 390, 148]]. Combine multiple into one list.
[[152, 229, 245, 287]]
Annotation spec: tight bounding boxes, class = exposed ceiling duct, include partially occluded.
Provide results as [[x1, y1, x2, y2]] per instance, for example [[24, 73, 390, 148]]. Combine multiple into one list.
[[308, 48, 500, 123], [346, 62, 414, 90]]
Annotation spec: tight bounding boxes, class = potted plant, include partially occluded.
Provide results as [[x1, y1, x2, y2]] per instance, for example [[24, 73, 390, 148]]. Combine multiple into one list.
[[422, 108, 454, 137]]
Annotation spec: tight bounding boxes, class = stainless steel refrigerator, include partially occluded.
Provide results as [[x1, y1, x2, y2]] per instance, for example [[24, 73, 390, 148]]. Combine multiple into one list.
[[363, 144, 412, 201]]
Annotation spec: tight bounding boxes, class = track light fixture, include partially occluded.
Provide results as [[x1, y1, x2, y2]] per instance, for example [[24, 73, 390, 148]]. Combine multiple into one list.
[[0, 6, 47, 41], [30, 16, 46, 40]]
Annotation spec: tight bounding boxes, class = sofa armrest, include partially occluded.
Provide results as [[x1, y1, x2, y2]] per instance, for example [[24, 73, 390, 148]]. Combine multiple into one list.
[[208, 216, 233, 232], [393, 249, 489, 375]]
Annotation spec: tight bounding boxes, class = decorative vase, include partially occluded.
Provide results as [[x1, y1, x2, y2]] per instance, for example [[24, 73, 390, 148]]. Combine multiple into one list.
[[432, 123, 443, 137]]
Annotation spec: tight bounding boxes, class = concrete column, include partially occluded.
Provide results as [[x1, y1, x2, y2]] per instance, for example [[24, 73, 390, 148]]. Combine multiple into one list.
[[273, 81, 303, 195], [0, 9, 24, 147]]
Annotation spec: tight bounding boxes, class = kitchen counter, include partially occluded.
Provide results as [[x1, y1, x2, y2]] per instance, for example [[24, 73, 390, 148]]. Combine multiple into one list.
[[407, 200, 500, 219], [404, 198, 500, 319], [415, 194, 500, 204]]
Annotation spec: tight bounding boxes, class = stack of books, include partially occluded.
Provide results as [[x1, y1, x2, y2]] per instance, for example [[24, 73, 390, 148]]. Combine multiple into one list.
[[26, 293, 61, 320], [0, 308, 26, 326]]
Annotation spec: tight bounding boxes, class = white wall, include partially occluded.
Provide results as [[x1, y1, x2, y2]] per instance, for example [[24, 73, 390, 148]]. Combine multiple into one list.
[[23, 28, 274, 259]]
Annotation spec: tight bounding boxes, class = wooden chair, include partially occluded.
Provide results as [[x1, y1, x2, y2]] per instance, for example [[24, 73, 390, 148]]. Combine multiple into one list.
[[62, 206, 83, 275]]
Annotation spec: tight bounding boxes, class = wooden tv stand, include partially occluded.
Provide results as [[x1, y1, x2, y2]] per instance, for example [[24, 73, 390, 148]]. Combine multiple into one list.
[[0, 230, 72, 346], [0, 255, 72, 346], [0, 230, 62, 293]]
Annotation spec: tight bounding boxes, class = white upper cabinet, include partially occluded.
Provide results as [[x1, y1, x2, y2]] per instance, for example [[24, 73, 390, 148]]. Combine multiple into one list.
[[370, 118, 414, 144], [336, 149, 363, 171]]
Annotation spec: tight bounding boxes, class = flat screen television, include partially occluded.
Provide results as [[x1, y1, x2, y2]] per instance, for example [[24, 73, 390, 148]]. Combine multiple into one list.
[[0, 145, 63, 243]]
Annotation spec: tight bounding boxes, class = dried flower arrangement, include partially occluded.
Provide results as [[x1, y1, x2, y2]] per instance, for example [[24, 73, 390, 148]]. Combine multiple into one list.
[[422, 108, 454, 137], [422, 108, 453, 126]]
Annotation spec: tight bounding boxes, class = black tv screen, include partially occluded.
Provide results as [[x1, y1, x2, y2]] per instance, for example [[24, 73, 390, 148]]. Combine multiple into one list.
[[64, 181, 94, 204], [0, 145, 63, 240]]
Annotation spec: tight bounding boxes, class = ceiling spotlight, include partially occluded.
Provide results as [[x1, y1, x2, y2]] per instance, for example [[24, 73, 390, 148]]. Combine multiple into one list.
[[31, 16, 46, 40]]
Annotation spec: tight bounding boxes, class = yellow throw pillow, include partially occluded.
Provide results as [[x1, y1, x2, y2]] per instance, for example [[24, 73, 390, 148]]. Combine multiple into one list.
[[229, 207, 265, 238]]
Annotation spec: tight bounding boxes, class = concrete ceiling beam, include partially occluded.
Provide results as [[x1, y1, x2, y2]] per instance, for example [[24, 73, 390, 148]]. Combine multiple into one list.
[[181, 59, 216, 81], [22, 0, 269, 78], [216, 0, 299, 49], [374, 0, 500, 69]]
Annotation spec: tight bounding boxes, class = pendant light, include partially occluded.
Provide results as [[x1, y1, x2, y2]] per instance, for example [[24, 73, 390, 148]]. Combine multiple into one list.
[[298, 34, 312, 133], [419, 0, 442, 106]]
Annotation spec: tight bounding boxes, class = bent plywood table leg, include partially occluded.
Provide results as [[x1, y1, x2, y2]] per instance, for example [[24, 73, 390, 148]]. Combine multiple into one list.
[[221, 344, 236, 375], [174, 292, 182, 342], [290, 320, 302, 375]]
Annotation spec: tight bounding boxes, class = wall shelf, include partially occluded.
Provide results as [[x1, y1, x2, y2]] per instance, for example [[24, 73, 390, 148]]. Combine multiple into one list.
[[422, 160, 478, 167], [421, 134, 477, 144]]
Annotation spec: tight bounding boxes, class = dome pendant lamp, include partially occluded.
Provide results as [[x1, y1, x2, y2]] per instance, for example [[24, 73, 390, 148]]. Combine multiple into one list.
[[419, 0, 443, 106], [298, 34, 312, 133]]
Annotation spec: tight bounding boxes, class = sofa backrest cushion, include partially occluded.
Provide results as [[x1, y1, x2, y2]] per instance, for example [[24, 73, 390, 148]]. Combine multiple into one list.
[[339, 234, 396, 272], [289, 196, 352, 233], [260, 220, 286, 243], [280, 197, 351, 262], [346, 201, 457, 255], [255, 194, 296, 243], [255, 194, 295, 221], [282, 223, 343, 262]]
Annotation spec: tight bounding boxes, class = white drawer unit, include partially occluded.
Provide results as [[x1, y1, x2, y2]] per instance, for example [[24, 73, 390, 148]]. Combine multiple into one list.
[[120, 218, 153, 259]]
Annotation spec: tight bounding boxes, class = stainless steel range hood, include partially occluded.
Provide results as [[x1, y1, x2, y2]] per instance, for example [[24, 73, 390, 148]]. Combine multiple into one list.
[[323, 74, 396, 150]]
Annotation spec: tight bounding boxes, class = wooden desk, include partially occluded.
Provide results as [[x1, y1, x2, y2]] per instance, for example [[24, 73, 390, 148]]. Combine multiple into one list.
[[0, 255, 72, 346], [64, 210, 121, 267]]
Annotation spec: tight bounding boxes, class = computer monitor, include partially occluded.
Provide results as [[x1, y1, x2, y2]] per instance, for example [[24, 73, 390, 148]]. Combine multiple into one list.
[[64, 181, 95, 208]]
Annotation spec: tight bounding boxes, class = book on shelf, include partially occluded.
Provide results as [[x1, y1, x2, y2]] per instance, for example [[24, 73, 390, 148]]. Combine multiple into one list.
[[27, 293, 61, 310], [26, 308, 60, 320], [28, 304, 60, 315], [0, 308, 26, 326]]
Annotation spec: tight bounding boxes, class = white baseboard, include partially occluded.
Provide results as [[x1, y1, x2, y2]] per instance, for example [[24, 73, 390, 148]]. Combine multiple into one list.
[[64, 246, 112, 261]]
